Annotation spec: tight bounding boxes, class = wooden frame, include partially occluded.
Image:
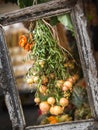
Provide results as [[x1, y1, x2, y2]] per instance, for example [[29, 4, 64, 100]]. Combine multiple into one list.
[[0, 0, 98, 130], [0, 25, 25, 130]]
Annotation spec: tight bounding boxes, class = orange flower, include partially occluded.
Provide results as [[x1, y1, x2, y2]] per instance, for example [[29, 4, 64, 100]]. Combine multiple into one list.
[[19, 35, 27, 47], [50, 120, 57, 124], [48, 116, 56, 121], [47, 116, 58, 124], [18, 34, 35, 51], [30, 43, 34, 50], [24, 43, 31, 51], [19, 40, 26, 47]]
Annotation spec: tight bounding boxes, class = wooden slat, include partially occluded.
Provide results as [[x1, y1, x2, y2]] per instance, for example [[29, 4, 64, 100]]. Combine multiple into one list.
[[0, 25, 25, 129], [25, 119, 98, 130], [0, 0, 77, 26], [71, 0, 98, 118]]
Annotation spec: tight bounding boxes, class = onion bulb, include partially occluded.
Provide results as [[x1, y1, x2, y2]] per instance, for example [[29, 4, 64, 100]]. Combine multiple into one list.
[[59, 98, 69, 107], [26, 77, 33, 84], [56, 80, 64, 88], [62, 86, 69, 91], [63, 81, 72, 88], [50, 106, 55, 115], [50, 73, 55, 79], [47, 97, 55, 105], [39, 85, 47, 94], [39, 101, 50, 114], [67, 77, 74, 84], [72, 74, 79, 83], [52, 106, 63, 115], [63, 81, 73, 91], [42, 76, 48, 85], [34, 97, 40, 104], [39, 60, 45, 68], [50, 106, 63, 115], [33, 76, 39, 83]]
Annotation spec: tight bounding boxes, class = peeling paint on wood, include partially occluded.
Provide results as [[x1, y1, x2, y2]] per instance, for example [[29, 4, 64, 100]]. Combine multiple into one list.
[[71, 0, 98, 118], [0, 26, 25, 129], [5, 92, 18, 126], [25, 119, 98, 130], [0, 0, 77, 26]]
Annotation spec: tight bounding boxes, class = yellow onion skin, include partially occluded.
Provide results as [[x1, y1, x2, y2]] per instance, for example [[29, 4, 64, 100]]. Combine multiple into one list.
[[63, 81, 73, 88], [39, 85, 47, 94], [33, 76, 39, 83], [59, 98, 69, 107], [47, 97, 55, 105], [72, 74, 79, 83], [50, 73, 55, 79], [42, 76, 48, 85], [26, 77, 33, 84], [62, 86, 69, 91], [39, 60, 45, 68], [56, 80, 64, 88], [50, 106, 55, 115], [50, 106, 63, 115], [34, 97, 40, 104], [39, 101, 50, 114]]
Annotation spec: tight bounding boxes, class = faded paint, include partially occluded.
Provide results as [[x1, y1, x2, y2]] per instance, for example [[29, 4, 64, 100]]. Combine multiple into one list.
[[26, 120, 95, 130]]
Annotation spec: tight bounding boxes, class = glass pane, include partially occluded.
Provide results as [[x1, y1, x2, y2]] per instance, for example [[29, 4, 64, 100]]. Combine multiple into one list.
[[3, 13, 92, 127]]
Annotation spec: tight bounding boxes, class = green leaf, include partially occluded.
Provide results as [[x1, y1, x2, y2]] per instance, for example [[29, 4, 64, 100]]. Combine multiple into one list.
[[17, 0, 33, 8], [50, 16, 59, 26], [71, 86, 87, 108], [74, 104, 92, 120], [57, 14, 74, 33]]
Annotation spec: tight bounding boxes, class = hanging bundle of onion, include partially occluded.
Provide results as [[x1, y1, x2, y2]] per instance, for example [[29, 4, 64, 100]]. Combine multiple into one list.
[[21, 19, 80, 116]]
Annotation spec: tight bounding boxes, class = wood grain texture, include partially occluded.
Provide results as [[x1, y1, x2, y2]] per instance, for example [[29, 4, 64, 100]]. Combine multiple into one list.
[[0, 0, 77, 26], [0, 26, 25, 129], [71, 0, 98, 118], [25, 119, 98, 130]]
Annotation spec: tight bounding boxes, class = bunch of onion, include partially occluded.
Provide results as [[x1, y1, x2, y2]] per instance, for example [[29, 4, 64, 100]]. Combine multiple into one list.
[[22, 20, 81, 117], [62, 74, 79, 92], [26, 75, 39, 85], [33, 74, 79, 115]]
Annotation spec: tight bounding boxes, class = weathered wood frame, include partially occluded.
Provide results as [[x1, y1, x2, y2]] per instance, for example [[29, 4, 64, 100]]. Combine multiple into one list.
[[0, 0, 98, 130]]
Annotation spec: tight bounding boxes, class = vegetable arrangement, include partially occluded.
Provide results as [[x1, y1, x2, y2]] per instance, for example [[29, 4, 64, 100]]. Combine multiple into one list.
[[18, 19, 91, 124]]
